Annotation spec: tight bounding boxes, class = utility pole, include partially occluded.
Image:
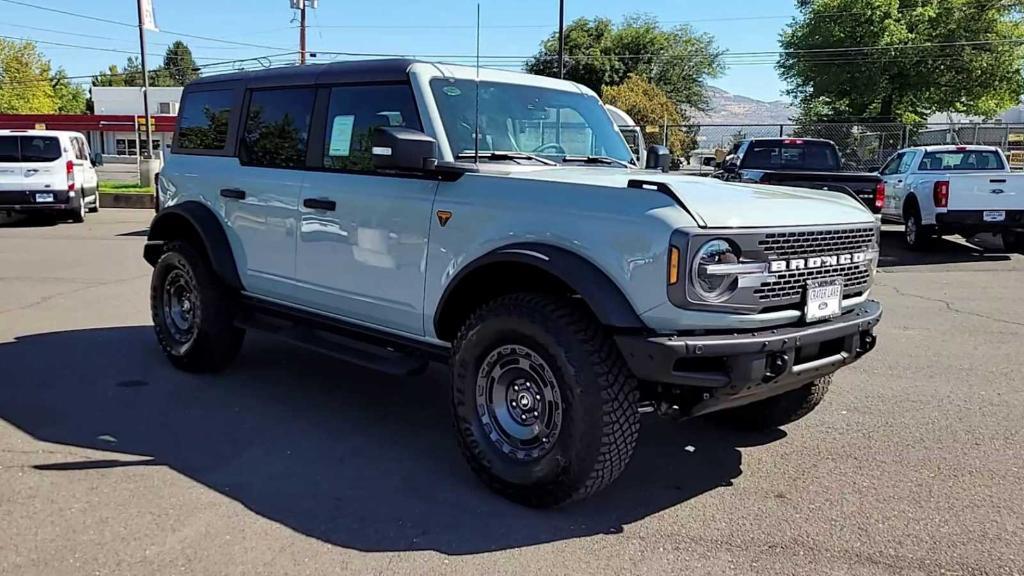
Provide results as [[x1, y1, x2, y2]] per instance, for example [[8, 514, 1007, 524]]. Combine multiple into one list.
[[299, 0, 307, 65], [557, 0, 565, 78], [136, 0, 153, 160], [293, 0, 317, 64]]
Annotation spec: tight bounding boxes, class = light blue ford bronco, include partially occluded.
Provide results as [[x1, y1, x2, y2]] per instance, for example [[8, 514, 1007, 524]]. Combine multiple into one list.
[[146, 59, 882, 507]]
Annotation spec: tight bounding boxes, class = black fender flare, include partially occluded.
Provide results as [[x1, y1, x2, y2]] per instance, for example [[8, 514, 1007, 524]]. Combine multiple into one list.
[[434, 243, 645, 339], [143, 201, 243, 291]]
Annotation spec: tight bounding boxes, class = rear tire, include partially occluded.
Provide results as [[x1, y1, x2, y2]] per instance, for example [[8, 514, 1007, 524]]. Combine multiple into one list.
[[150, 240, 245, 373], [451, 294, 640, 507], [713, 375, 832, 431], [903, 207, 934, 250], [1003, 231, 1024, 253], [69, 198, 85, 223]]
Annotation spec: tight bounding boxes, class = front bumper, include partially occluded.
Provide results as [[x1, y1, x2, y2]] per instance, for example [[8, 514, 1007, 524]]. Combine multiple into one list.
[[616, 300, 881, 415], [936, 210, 1024, 232]]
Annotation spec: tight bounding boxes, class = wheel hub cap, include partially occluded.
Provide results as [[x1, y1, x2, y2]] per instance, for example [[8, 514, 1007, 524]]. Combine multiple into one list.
[[476, 344, 562, 461], [163, 269, 197, 344]]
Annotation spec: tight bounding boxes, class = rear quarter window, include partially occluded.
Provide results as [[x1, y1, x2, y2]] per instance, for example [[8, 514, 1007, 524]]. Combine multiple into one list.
[[176, 89, 235, 152]]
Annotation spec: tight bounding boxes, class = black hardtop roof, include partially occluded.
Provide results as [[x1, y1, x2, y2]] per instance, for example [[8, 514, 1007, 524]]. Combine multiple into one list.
[[187, 58, 422, 89], [747, 137, 834, 144]]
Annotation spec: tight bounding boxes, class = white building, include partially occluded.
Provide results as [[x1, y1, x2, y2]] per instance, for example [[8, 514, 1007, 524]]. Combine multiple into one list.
[[91, 87, 183, 157]]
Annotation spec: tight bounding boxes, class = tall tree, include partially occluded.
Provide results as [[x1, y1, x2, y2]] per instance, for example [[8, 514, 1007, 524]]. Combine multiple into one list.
[[779, 0, 1024, 123], [52, 68, 87, 113], [526, 13, 725, 112], [91, 64, 128, 87], [162, 40, 200, 86], [0, 39, 56, 113]]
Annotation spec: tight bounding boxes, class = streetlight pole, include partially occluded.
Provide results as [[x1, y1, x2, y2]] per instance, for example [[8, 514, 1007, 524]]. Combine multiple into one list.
[[557, 0, 565, 78]]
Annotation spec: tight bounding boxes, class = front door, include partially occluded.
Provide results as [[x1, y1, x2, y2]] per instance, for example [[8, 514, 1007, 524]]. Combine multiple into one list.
[[294, 83, 437, 336]]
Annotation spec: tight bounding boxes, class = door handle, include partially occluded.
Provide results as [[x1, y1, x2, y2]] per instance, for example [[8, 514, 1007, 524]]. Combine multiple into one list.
[[303, 198, 336, 212], [220, 188, 246, 200]]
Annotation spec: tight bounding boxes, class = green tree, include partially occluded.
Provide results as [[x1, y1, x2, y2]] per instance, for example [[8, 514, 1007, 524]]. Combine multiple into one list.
[[779, 0, 1024, 123], [162, 40, 199, 86], [603, 74, 694, 156], [0, 39, 56, 113], [52, 68, 87, 113], [92, 64, 128, 87], [526, 13, 725, 111]]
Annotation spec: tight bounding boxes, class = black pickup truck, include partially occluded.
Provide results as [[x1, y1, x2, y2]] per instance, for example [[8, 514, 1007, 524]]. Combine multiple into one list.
[[713, 138, 884, 213]]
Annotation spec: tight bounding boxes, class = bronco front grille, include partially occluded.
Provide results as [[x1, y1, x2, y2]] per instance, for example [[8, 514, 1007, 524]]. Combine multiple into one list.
[[757, 227, 876, 259], [754, 226, 876, 303]]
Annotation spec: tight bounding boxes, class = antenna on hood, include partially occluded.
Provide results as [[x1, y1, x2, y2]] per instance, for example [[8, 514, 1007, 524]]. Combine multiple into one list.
[[474, 3, 481, 165]]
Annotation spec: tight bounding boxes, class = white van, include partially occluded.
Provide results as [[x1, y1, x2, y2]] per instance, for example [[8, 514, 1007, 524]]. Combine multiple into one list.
[[0, 130, 101, 222]]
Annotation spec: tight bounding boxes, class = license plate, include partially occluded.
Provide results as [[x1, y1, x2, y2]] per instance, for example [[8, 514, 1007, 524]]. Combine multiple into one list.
[[34, 193, 54, 203], [983, 210, 1005, 222], [806, 278, 843, 322]]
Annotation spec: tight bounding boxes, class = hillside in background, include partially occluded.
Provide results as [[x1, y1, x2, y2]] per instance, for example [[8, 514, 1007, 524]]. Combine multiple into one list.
[[693, 86, 796, 125]]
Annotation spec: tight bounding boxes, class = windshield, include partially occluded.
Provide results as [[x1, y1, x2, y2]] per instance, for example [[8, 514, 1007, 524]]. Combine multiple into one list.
[[430, 79, 634, 165], [919, 150, 1005, 171], [742, 140, 840, 171], [0, 136, 62, 163]]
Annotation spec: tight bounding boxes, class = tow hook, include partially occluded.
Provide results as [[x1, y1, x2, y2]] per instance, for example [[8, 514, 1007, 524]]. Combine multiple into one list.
[[858, 332, 877, 356], [763, 352, 790, 382]]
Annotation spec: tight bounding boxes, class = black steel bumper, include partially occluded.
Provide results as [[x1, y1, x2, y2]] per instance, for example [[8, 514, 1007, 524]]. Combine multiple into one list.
[[936, 210, 1024, 232], [616, 300, 882, 414], [0, 190, 75, 213]]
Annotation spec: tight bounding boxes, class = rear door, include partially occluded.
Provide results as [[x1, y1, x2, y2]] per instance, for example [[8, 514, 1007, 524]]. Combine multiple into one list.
[[0, 135, 66, 206]]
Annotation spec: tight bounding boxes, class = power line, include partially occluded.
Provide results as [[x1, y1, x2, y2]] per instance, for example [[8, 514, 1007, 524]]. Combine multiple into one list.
[[0, 0, 291, 51], [0, 33, 233, 63]]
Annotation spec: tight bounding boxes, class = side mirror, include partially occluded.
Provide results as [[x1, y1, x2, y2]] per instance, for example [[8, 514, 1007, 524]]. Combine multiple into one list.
[[722, 160, 739, 173], [91, 152, 104, 167], [645, 145, 671, 173], [372, 127, 438, 172]]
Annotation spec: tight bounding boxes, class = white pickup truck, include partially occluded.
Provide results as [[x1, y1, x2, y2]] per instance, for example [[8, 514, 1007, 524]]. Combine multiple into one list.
[[879, 145, 1024, 251]]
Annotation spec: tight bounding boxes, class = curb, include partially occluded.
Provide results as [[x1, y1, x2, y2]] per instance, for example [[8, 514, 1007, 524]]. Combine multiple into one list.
[[99, 192, 155, 209]]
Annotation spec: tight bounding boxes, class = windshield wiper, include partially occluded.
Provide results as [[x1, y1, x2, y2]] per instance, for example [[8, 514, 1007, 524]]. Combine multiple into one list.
[[456, 151, 557, 165], [561, 155, 634, 169]]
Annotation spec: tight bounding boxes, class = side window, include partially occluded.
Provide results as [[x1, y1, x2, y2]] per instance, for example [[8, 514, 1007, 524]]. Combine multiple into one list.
[[897, 152, 915, 173], [880, 153, 904, 176], [239, 87, 316, 169], [322, 84, 421, 172], [176, 89, 234, 152], [73, 138, 88, 160]]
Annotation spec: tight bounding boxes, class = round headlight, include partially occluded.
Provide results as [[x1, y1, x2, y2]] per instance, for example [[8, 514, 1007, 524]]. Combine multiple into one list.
[[692, 239, 741, 302]]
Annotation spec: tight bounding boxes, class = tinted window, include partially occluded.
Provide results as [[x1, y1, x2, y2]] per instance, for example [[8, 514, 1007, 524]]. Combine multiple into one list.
[[240, 88, 315, 169], [19, 136, 62, 162], [177, 89, 234, 151], [919, 150, 1005, 171], [897, 152, 915, 173], [0, 137, 18, 162], [742, 140, 840, 171], [323, 84, 421, 172]]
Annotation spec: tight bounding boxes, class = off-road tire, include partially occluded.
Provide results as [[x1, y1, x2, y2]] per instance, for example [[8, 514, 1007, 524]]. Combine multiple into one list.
[[451, 294, 640, 507], [150, 240, 244, 373], [713, 374, 832, 431], [1003, 231, 1024, 253], [903, 206, 934, 251]]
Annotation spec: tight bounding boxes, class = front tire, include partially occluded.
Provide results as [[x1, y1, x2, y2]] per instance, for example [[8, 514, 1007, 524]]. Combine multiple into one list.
[[87, 190, 100, 213], [150, 240, 245, 373], [69, 198, 85, 223], [713, 375, 832, 431], [451, 294, 640, 507]]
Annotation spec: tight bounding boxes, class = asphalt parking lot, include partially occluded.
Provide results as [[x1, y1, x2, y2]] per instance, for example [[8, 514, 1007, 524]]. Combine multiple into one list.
[[1, 209, 1022, 576]]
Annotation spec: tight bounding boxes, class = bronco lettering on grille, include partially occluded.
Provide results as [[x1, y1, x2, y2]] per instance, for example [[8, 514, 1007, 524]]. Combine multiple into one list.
[[769, 252, 867, 273]]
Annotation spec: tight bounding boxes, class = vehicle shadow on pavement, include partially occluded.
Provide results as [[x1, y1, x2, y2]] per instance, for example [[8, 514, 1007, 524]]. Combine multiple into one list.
[[878, 230, 1012, 268], [0, 326, 784, 555], [0, 214, 59, 228]]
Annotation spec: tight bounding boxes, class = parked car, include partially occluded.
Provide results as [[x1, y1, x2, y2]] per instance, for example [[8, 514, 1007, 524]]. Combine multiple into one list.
[[714, 138, 885, 214], [605, 104, 646, 167], [0, 129, 101, 222], [146, 59, 882, 506], [879, 145, 1024, 250]]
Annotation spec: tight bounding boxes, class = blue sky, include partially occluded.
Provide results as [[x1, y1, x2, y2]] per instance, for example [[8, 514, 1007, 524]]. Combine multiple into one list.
[[0, 0, 799, 101]]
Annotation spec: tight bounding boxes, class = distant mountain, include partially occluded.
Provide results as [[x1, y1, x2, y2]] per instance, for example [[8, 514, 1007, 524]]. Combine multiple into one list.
[[692, 86, 797, 125]]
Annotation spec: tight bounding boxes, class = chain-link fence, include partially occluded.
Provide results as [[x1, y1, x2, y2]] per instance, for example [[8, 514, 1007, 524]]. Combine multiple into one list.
[[623, 123, 1024, 173]]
